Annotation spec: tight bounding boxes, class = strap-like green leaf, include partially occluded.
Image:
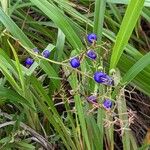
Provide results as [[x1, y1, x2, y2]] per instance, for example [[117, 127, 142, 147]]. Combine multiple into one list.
[[94, 0, 106, 43], [0, 86, 35, 110], [110, 0, 145, 69], [106, 0, 150, 7], [121, 52, 150, 85], [0, 8, 34, 48]]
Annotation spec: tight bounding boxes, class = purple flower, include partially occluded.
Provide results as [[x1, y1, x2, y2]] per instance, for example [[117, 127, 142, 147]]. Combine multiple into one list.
[[87, 33, 97, 43], [42, 50, 50, 58], [25, 57, 34, 66], [93, 71, 113, 85], [87, 95, 97, 103], [87, 50, 97, 60], [70, 57, 80, 68], [103, 99, 112, 109], [33, 47, 39, 54]]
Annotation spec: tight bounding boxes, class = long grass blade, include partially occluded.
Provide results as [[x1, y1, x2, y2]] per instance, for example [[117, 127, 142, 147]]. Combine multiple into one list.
[[0, 0, 9, 14], [94, 0, 106, 43], [69, 72, 91, 150], [30, 75, 77, 150], [121, 52, 150, 85], [106, 0, 150, 7], [0, 86, 34, 110], [0, 8, 34, 48], [8, 41, 25, 94], [110, 0, 145, 69]]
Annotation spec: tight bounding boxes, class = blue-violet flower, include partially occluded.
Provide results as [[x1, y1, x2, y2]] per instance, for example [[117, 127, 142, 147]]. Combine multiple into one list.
[[33, 47, 39, 54], [42, 50, 50, 58], [87, 33, 97, 43], [94, 71, 113, 85], [70, 57, 80, 68], [87, 50, 97, 60], [103, 99, 112, 109], [87, 95, 97, 103], [25, 57, 34, 66]]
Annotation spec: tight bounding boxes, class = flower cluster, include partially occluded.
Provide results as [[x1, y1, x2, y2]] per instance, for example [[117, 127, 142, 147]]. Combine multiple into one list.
[[25, 48, 51, 67], [70, 33, 113, 85], [70, 33, 98, 68], [69, 33, 113, 110]]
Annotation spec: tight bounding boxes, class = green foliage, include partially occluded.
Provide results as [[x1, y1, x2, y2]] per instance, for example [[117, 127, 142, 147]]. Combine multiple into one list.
[[94, 0, 106, 43], [110, 0, 145, 69], [121, 51, 150, 85], [0, 0, 150, 149]]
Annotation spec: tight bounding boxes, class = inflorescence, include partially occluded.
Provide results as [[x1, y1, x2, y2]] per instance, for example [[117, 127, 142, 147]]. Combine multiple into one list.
[[25, 34, 113, 110], [69, 33, 113, 110]]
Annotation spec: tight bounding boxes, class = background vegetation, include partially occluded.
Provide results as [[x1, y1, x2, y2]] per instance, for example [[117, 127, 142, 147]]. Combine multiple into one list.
[[0, 0, 150, 149]]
